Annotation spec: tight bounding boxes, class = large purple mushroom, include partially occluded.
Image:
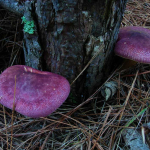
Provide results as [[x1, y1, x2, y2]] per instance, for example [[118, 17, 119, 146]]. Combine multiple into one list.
[[114, 26, 150, 64], [0, 65, 70, 118]]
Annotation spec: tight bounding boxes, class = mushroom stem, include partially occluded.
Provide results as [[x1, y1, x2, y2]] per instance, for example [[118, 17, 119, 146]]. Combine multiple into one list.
[[119, 59, 137, 71]]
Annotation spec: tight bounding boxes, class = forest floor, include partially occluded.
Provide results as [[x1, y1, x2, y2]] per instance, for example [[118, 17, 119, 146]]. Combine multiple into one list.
[[0, 0, 150, 150]]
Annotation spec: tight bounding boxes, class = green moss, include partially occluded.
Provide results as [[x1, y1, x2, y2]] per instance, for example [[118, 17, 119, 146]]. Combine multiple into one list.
[[21, 16, 35, 34]]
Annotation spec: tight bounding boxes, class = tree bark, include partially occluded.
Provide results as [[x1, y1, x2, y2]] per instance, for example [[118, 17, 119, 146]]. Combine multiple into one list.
[[0, 0, 127, 98]]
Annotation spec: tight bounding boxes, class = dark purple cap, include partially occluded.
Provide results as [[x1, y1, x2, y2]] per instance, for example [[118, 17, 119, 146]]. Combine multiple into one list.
[[0, 65, 70, 118], [114, 26, 150, 63]]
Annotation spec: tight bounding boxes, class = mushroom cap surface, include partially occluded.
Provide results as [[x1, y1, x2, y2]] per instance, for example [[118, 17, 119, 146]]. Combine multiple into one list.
[[0, 65, 70, 118], [114, 26, 150, 63]]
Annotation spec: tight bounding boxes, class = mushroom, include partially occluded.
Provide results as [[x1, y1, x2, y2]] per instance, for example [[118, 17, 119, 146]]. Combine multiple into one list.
[[0, 65, 70, 118], [114, 26, 150, 68]]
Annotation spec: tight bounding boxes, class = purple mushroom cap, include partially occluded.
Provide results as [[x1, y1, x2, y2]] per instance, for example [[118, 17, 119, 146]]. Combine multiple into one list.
[[0, 65, 70, 118], [114, 26, 150, 63]]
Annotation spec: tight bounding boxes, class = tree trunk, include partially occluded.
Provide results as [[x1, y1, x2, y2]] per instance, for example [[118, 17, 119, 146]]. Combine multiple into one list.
[[0, 0, 127, 98]]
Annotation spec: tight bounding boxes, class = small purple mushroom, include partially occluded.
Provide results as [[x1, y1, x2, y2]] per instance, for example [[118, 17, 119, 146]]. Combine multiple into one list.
[[114, 26, 150, 64], [0, 65, 70, 118]]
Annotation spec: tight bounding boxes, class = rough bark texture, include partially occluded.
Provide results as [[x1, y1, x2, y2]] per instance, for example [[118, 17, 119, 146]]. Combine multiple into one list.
[[0, 0, 127, 98]]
